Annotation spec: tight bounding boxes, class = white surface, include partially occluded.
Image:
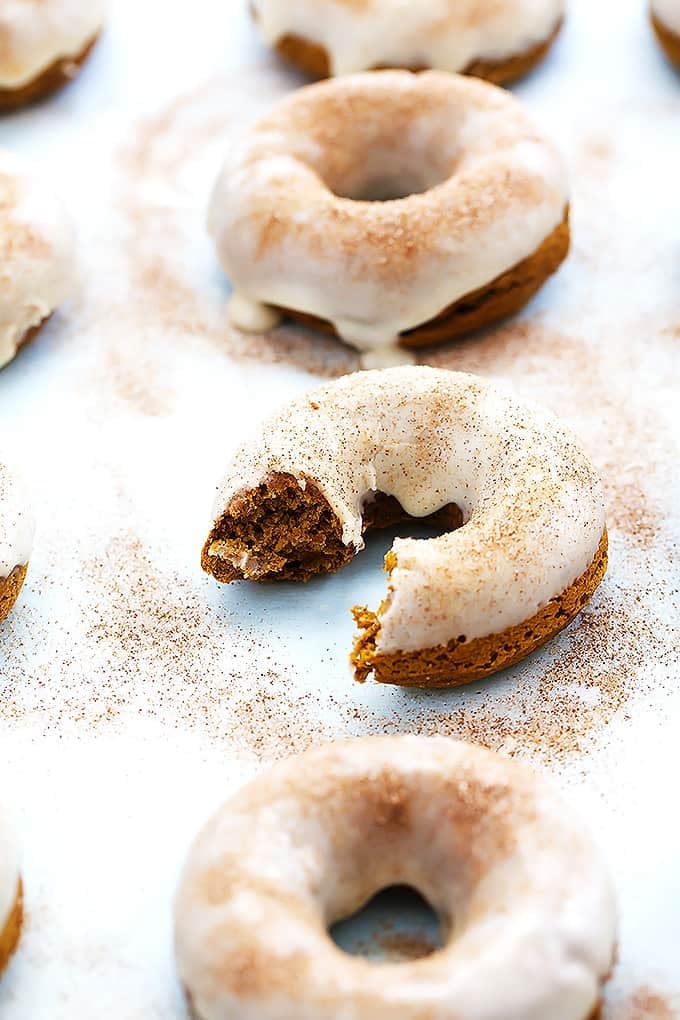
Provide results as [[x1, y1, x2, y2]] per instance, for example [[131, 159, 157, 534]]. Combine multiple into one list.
[[0, 0, 678, 1017]]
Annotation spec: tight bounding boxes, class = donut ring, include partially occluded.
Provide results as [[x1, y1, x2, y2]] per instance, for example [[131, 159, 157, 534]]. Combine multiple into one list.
[[0, 814, 22, 978], [0, 2, 106, 110], [209, 71, 570, 367], [175, 736, 617, 1020], [0, 462, 34, 627], [651, 1, 680, 69], [201, 366, 607, 688], [0, 149, 77, 371], [250, 0, 564, 83]]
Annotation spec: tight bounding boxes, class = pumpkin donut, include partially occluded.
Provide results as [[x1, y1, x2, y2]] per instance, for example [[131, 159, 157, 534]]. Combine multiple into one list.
[[0, 461, 34, 627], [651, 0, 680, 68], [201, 366, 607, 688], [0, 0, 107, 110], [209, 71, 569, 368], [0, 811, 22, 978], [175, 736, 617, 1020], [250, 0, 564, 83], [0, 149, 77, 371]]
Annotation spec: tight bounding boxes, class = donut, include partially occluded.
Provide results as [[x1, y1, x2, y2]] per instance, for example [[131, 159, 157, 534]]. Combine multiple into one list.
[[250, 0, 564, 83], [201, 366, 607, 688], [0, 0, 107, 110], [0, 149, 77, 371], [651, 0, 680, 68], [175, 735, 617, 1020], [0, 462, 34, 627], [0, 812, 22, 978], [208, 71, 570, 368]]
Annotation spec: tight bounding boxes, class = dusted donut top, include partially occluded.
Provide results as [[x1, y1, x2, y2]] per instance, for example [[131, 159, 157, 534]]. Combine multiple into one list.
[[207, 366, 605, 654], [0, 0, 107, 88], [209, 71, 568, 360], [0, 809, 18, 933], [175, 736, 617, 1020], [251, 0, 565, 76], [0, 462, 34, 578], [652, 0, 680, 32], [0, 149, 77, 370]]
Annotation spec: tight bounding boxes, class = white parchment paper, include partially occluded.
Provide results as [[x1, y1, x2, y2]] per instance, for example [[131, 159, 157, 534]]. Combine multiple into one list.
[[0, 0, 678, 1016]]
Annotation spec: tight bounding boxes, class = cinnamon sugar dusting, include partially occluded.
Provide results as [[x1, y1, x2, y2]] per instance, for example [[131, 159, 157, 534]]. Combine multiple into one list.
[[606, 988, 678, 1019], [427, 319, 669, 549], [114, 72, 356, 379]]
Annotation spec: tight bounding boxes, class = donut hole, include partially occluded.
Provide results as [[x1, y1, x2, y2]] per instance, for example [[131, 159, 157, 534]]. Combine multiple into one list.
[[326, 150, 453, 202], [330, 885, 444, 963]]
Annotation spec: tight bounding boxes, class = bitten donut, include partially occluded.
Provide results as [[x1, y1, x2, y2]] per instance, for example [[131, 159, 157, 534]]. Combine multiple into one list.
[[201, 366, 607, 688], [0, 149, 77, 371], [0, 462, 34, 626], [0, 811, 22, 977], [0, 0, 107, 110], [651, 0, 680, 68], [209, 71, 570, 367], [250, 0, 564, 83], [175, 736, 617, 1020]]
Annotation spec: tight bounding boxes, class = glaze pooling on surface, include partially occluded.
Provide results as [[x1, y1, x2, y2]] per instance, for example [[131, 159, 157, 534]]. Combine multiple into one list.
[[175, 735, 617, 1020], [206, 366, 605, 654], [0, 462, 34, 578], [209, 71, 568, 361], [652, 0, 680, 33], [0, 811, 18, 936], [251, 0, 565, 76], [0, 0, 107, 88], [0, 149, 77, 370]]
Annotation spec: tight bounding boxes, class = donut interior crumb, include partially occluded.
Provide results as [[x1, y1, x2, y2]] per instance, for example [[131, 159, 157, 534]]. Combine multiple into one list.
[[201, 472, 461, 584]]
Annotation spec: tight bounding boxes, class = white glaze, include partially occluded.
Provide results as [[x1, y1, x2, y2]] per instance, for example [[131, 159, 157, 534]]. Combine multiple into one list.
[[0, 461, 34, 578], [175, 735, 617, 1020], [251, 0, 565, 76], [0, 0, 106, 88], [0, 810, 19, 938], [206, 367, 605, 654], [0, 149, 77, 371], [209, 71, 568, 360], [652, 0, 680, 34]]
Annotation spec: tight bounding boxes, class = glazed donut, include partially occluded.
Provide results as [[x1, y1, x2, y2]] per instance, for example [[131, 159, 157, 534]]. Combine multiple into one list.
[[175, 735, 617, 1020], [651, 0, 680, 68], [250, 0, 564, 83], [0, 811, 21, 978], [201, 366, 607, 688], [209, 71, 570, 367], [0, 0, 106, 110], [0, 462, 34, 626], [0, 149, 77, 371]]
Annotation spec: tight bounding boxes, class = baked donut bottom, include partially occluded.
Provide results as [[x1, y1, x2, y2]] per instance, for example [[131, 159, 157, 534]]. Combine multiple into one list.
[[0, 880, 23, 977], [0, 565, 29, 626], [0, 35, 99, 111], [352, 527, 608, 687], [272, 211, 570, 351], [651, 13, 680, 69], [268, 20, 564, 84]]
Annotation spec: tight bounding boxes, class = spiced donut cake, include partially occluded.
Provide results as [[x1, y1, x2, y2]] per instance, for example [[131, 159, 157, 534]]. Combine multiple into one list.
[[209, 71, 570, 368], [202, 366, 607, 688], [651, 0, 680, 68], [0, 462, 34, 626], [0, 812, 22, 977], [175, 736, 617, 1020], [0, 149, 77, 371], [0, 1, 107, 110], [250, 0, 565, 83]]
